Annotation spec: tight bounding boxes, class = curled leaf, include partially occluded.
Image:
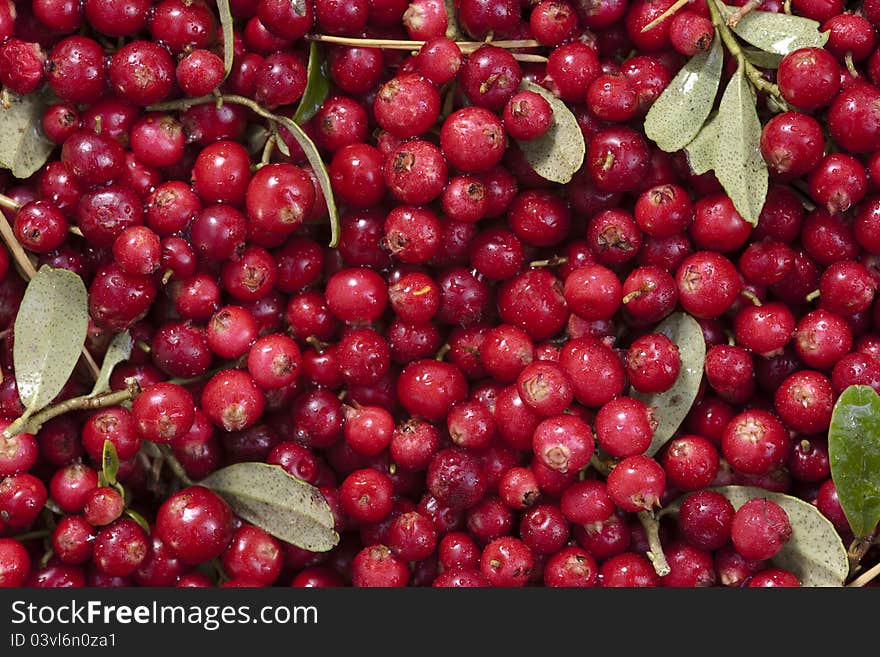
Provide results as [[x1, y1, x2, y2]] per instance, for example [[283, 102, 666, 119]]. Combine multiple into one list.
[[710, 486, 849, 587], [828, 385, 880, 539], [216, 0, 235, 78], [200, 462, 339, 552], [100, 439, 120, 487], [13, 266, 88, 415], [272, 109, 339, 247], [631, 312, 706, 457], [90, 330, 132, 397], [717, 1, 829, 55], [644, 34, 723, 153], [0, 91, 54, 179], [293, 41, 330, 125], [712, 65, 768, 226], [515, 80, 585, 185]]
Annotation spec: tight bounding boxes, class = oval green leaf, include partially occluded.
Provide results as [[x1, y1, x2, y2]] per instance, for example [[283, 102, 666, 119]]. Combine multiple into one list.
[[515, 80, 585, 185], [216, 0, 234, 78], [716, 1, 829, 55], [631, 312, 706, 457], [13, 266, 88, 414], [0, 91, 54, 179], [710, 486, 849, 587], [684, 112, 720, 175], [293, 41, 330, 125], [90, 330, 133, 398], [644, 34, 723, 153], [828, 384, 880, 539], [200, 462, 339, 552], [713, 65, 768, 226]]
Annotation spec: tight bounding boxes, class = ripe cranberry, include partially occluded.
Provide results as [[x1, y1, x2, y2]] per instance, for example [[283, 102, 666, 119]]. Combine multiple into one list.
[[606, 455, 666, 513], [587, 126, 650, 193], [778, 47, 841, 110], [156, 486, 234, 565], [480, 536, 534, 587], [677, 490, 735, 551], [661, 541, 717, 587], [440, 107, 507, 174], [731, 498, 793, 561], [599, 552, 659, 587], [532, 414, 595, 475], [0, 473, 47, 527], [595, 397, 655, 458], [722, 409, 791, 475], [192, 140, 252, 206], [794, 309, 853, 371], [426, 447, 486, 511], [774, 370, 835, 435], [460, 45, 522, 112], [201, 369, 265, 432], [661, 436, 719, 499], [676, 251, 742, 319], [559, 337, 625, 408], [827, 81, 880, 154], [108, 40, 175, 106], [351, 544, 409, 587]]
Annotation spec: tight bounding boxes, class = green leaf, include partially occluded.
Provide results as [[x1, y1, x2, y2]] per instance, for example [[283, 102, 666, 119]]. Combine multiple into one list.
[[293, 42, 330, 125], [684, 112, 720, 175], [742, 47, 784, 69], [828, 385, 880, 539], [216, 0, 235, 78], [273, 111, 340, 247], [712, 65, 768, 226], [90, 331, 132, 397], [200, 462, 339, 552], [515, 80, 585, 185], [13, 266, 88, 415], [644, 34, 723, 153], [631, 312, 706, 457], [709, 486, 849, 587], [0, 92, 55, 179], [101, 439, 120, 487], [717, 1, 829, 55]]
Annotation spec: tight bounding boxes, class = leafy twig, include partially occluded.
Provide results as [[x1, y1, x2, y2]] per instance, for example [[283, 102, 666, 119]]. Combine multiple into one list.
[[708, 0, 789, 110], [848, 559, 880, 587], [1, 380, 139, 439]]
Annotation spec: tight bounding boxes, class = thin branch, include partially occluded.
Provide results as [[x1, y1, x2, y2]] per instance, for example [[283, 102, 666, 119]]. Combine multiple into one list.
[[1, 384, 138, 440], [306, 34, 543, 54], [848, 559, 880, 587]]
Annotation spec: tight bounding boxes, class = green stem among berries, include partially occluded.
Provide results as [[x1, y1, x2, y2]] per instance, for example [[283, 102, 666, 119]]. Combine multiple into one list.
[[708, 0, 789, 110], [1, 381, 139, 440]]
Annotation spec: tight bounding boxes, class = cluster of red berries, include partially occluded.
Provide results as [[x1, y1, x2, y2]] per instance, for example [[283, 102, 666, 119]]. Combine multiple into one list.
[[0, 0, 876, 589]]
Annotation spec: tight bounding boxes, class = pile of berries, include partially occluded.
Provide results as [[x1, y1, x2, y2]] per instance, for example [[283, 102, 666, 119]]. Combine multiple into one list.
[[0, 0, 876, 588]]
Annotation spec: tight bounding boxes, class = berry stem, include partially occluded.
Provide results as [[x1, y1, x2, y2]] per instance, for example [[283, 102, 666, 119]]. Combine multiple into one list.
[[156, 444, 195, 487], [638, 510, 671, 577], [848, 558, 880, 587], [725, 0, 761, 27], [306, 34, 544, 54], [640, 0, 690, 33]]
